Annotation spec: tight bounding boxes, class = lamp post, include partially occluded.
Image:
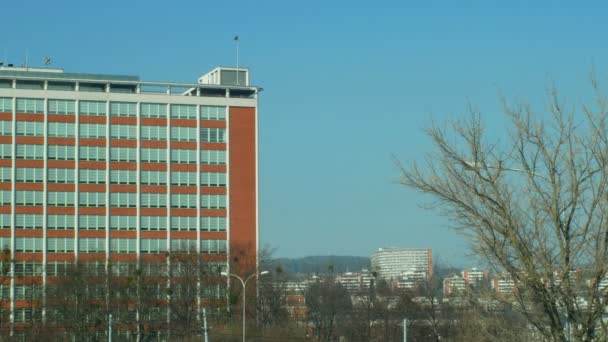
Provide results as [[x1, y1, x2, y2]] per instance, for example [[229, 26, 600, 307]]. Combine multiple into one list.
[[221, 270, 269, 342]]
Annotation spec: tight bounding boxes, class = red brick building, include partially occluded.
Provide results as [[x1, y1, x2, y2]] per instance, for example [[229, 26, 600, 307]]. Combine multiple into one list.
[[0, 65, 260, 325]]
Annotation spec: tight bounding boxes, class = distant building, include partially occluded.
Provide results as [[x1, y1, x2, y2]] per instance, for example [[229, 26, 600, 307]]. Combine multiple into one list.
[[492, 274, 515, 295], [336, 270, 374, 292], [462, 268, 490, 288], [443, 274, 467, 296], [370, 247, 432, 281], [395, 270, 428, 290]]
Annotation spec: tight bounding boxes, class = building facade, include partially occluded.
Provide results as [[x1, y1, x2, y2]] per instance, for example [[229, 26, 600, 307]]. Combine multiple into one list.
[[370, 247, 433, 281], [0, 65, 260, 326]]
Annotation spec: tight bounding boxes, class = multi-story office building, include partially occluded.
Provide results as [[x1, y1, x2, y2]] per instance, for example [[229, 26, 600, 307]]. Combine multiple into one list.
[[0, 64, 260, 326], [370, 247, 433, 281]]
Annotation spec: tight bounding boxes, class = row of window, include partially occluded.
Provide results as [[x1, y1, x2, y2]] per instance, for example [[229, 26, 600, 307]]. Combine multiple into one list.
[[2, 237, 226, 253], [0, 97, 227, 120], [1, 144, 226, 164], [0, 190, 227, 208], [3, 122, 226, 142], [0, 213, 226, 231]]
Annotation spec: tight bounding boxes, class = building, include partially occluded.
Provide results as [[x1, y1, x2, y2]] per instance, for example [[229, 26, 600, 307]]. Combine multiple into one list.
[[492, 274, 515, 295], [336, 270, 375, 292], [0, 64, 260, 327], [443, 274, 466, 296], [462, 268, 490, 288], [370, 247, 432, 281]]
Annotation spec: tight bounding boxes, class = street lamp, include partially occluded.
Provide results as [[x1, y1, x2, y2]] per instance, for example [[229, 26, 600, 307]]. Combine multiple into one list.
[[221, 270, 269, 342]]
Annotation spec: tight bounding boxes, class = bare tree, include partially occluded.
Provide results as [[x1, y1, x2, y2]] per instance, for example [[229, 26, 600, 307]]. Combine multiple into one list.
[[305, 273, 352, 341], [400, 80, 608, 341]]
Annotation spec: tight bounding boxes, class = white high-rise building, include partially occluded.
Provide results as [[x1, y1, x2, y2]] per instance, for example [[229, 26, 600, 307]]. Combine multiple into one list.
[[370, 247, 432, 281]]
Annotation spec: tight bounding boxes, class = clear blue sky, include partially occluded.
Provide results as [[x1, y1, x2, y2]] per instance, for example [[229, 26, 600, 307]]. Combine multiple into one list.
[[3, 1, 608, 266]]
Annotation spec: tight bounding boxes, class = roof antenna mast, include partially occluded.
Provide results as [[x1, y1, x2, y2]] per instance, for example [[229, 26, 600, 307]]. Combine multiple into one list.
[[234, 35, 240, 85]]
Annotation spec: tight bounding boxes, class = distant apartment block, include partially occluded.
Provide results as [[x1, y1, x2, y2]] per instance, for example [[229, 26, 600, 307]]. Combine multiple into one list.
[[492, 274, 515, 295], [336, 270, 374, 292], [370, 247, 432, 281]]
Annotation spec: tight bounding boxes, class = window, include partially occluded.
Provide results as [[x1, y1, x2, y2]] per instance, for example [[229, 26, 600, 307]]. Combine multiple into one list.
[[170, 104, 196, 119], [14, 261, 43, 276], [15, 191, 44, 206], [14, 285, 43, 300], [141, 148, 166, 163], [202, 216, 227, 232], [47, 238, 75, 253], [0, 98, 12, 112], [141, 171, 166, 185], [0, 167, 9, 182], [141, 125, 167, 140], [49, 145, 75, 160], [48, 100, 75, 115], [110, 192, 136, 208], [79, 146, 106, 161], [79, 101, 106, 116], [171, 216, 197, 231], [48, 215, 75, 230], [16, 98, 44, 114], [141, 193, 167, 208], [0, 214, 10, 228], [79, 238, 106, 253], [79, 123, 106, 138], [14, 308, 42, 323], [79, 192, 106, 207], [110, 238, 137, 253], [16, 168, 44, 183], [201, 239, 227, 254], [171, 171, 196, 186], [16, 144, 44, 159], [15, 237, 43, 252], [201, 172, 226, 187], [201, 194, 226, 209], [16, 121, 43, 136], [48, 122, 76, 137], [141, 103, 166, 118], [48, 168, 75, 183], [80, 169, 106, 184], [110, 170, 135, 184], [110, 216, 136, 231], [171, 149, 196, 164], [47, 261, 71, 276], [0, 145, 10, 159], [48, 191, 75, 206], [201, 150, 226, 165], [141, 216, 167, 231], [0, 191, 11, 205], [170, 126, 196, 141], [79, 215, 105, 230], [201, 128, 227, 143], [171, 194, 197, 208], [201, 106, 226, 120], [110, 124, 137, 139], [15, 214, 44, 229], [110, 147, 137, 162], [0, 121, 11, 136], [171, 239, 197, 253], [141, 239, 168, 254], [110, 102, 136, 117]]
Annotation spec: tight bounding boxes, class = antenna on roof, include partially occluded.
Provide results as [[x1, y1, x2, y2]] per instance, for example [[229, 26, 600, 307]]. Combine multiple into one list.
[[24, 49, 28, 69], [43, 56, 51, 66], [234, 35, 240, 85]]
